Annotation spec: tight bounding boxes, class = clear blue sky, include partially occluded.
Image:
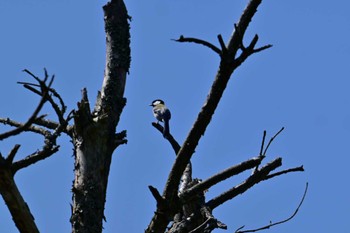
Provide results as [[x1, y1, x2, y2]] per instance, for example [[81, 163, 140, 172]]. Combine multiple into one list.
[[0, 1, 349, 232]]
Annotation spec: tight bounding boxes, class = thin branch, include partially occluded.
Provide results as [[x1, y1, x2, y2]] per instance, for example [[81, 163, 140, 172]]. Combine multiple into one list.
[[235, 182, 308, 233], [0, 86, 50, 141], [0, 118, 51, 136], [264, 166, 304, 180], [148, 186, 165, 206], [12, 145, 60, 172], [5, 144, 21, 164], [152, 122, 181, 154], [259, 130, 266, 155], [217, 34, 227, 53], [253, 44, 273, 53], [19, 71, 67, 124], [180, 156, 262, 202], [263, 127, 284, 155], [206, 158, 282, 210], [227, 0, 263, 54], [173, 35, 222, 56]]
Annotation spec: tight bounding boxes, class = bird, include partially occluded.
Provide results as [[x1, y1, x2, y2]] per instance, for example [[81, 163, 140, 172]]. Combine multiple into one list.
[[150, 99, 171, 138]]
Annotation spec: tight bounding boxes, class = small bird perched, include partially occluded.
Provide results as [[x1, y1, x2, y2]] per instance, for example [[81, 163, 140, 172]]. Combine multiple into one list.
[[150, 99, 171, 138]]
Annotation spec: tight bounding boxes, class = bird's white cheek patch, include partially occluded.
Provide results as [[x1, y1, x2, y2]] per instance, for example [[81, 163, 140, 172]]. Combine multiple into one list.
[[153, 100, 161, 105]]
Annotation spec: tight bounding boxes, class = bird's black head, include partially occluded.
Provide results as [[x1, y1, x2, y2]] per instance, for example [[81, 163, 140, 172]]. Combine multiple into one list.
[[150, 99, 165, 106]]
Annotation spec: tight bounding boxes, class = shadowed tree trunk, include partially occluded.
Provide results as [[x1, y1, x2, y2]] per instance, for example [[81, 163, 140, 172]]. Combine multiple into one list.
[[70, 0, 130, 232]]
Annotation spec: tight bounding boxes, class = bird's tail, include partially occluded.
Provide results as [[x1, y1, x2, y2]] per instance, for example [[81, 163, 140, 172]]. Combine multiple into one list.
[[163, 119, 170, 138]]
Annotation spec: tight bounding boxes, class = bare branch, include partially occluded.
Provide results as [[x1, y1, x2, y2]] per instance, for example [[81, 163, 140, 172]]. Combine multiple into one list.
[[259, 130, 267, 155], [12, 145, 60, 172], [180, 156, 262, 202], [147, 1, 269, 232], [263, 127, 284, 155], [173, 35, 222, 56], [253, 44, 273, 53], [264, 166, 304, 180], [217, 34, 227, 53], [151, 122, 181, 154], [235, 183, 308, 233], [206, 158, 282, 210], [227, 0, 263, 54], [0, 117, 51, 136], [0, 167, 39, 233], [19, 70, 67, 124], [0, 84, 50, 141], [5, 144, 21, 164]]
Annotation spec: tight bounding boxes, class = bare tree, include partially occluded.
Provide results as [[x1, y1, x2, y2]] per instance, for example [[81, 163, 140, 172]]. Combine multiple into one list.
[[0, 0, 305, 233]]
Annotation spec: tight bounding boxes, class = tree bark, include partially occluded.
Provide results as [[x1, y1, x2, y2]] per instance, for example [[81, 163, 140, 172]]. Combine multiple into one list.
[[70, 1, 130, 232], [0, 163, 39, 233]]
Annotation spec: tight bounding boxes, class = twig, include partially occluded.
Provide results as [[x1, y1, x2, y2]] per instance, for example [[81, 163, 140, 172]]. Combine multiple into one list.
[[262, 127, 284, 155], [264, 166, 304, 180], [259, 130, 266, 155], [0, 118, 50, 136], [235, 182, 308, 233], [217, 34, 227, 54], [173, 35, 222, 56], [5, 144, 21, 164], [0, 85, 50, 141], [19, 70, 66, 124]]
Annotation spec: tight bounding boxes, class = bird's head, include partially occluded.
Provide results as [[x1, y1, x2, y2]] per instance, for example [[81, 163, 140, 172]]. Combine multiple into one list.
[[150, 99, 165, 107]]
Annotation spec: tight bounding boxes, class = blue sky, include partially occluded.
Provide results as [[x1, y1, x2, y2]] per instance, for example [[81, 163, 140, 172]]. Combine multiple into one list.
[[0, 0, 349, 232]]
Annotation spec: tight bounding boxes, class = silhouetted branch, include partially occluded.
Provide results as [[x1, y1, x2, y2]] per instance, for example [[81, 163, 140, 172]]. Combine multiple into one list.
[[149, 186, 167, 208], [5, 144, 21, 164], [173, 35, 222, 56], [207, 158, 282, 210], [0, 118, 50, 136], [217, 34, 227, 54], [20, 69, 67, 123], [0, 164, 39, 233], [263, 127, 284, 156], [180, 156, 262, 202], [152, 122, 181, 154], [12, 145, 60, 173], [259, 130, 267, 155], [0, 84, 50, 141], [235, 183, 308, 233], [254, 128, 284, 173], [264, 166, 304, 180]]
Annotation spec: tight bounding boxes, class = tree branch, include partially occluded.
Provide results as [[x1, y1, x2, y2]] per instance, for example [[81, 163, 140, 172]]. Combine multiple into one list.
[[12, 145, 60, 173], [173, 35, 222, 56], [146, 1, 269, 232], [5, 144, 21, 164], [152, 122, 181, 154], [264, 166, 304, 180], [0, 85, 50, 141], [0, 155, 39, 233], [179, 156, 262, 202], [206, 158, 282, 210], [235, 183, 308, 233], [0, 118, 50, 136]]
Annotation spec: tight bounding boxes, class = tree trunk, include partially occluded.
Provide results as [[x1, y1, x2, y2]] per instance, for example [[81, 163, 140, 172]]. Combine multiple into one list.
[[70, 0, 130, 232]]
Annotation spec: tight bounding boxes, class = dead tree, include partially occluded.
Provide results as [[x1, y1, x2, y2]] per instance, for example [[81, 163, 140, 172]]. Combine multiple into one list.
[[145, 0, 305, 232], [0, 0, 129, 232], [0, 0, 305, 233]]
